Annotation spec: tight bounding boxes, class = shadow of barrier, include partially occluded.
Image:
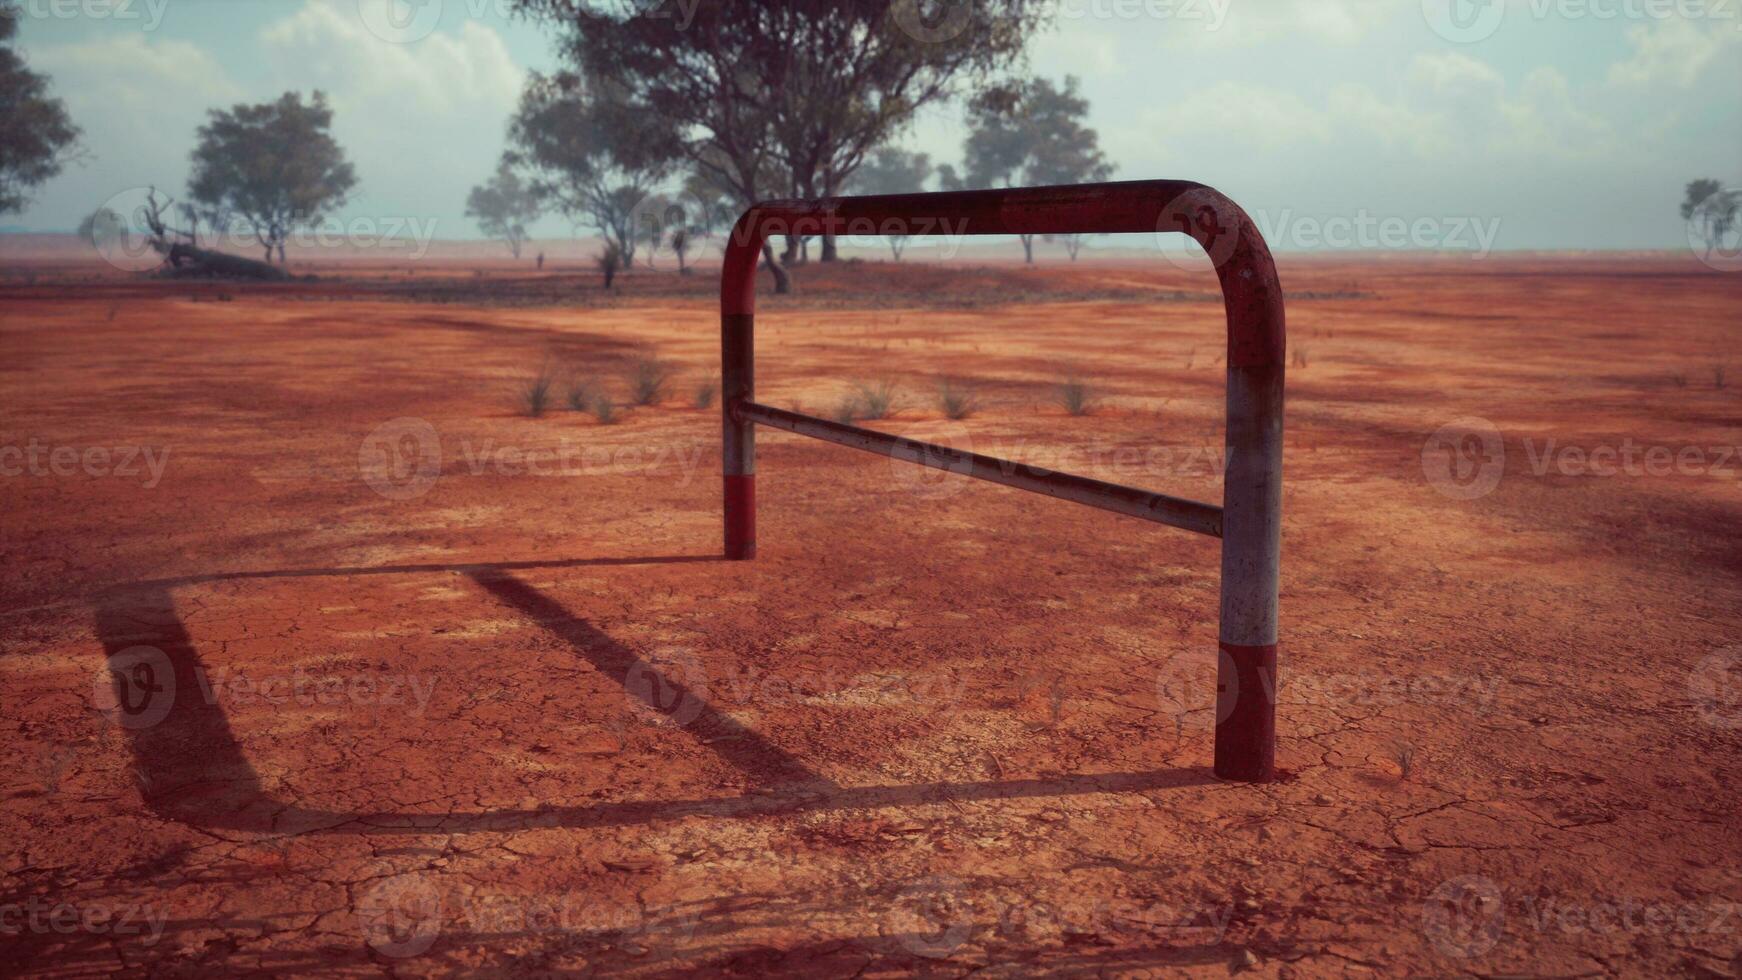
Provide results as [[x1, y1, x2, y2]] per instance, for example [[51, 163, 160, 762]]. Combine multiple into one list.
[[92, 557, 1218, 835]]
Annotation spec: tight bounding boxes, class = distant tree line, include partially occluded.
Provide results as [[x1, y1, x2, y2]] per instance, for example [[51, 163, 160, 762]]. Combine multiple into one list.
[[471, 1, 1115, 290]]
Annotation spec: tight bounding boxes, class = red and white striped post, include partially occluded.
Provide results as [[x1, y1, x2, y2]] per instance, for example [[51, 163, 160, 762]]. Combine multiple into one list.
[[719, 180, 1285, 781]]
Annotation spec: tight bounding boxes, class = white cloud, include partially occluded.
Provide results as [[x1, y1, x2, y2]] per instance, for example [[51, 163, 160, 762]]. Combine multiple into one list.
[[1607, 17, 1742, 89], [1134, 80, 1334, 155], [260, 1, 524, 116], [256, 0, 527, 228], [1183, 0, 1397, 46], [28, 35, 245, 216]]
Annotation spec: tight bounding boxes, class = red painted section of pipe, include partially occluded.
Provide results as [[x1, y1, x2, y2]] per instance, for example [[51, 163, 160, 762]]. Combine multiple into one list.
[[1215, 642, 1278, 782], [724, 474, 756, 560]]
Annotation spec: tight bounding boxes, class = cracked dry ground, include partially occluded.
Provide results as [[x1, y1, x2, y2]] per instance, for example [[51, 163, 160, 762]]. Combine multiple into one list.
[[1, 256, 1738, 977]]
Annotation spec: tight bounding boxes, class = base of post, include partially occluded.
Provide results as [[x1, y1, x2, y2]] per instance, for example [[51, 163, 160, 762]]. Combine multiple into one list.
[[1214, 642, 1277, 783], [724, 474, 756, 560]]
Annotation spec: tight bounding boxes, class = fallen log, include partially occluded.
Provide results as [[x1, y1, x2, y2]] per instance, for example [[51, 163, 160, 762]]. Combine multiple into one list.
[[154, 240, 287, 281]]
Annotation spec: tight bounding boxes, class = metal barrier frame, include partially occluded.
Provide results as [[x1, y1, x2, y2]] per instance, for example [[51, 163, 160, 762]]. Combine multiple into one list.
[[719, 179, 1285, 783]]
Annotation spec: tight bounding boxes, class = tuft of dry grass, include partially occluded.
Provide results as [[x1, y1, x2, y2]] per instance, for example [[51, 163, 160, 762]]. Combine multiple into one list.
[[567, 376, 600, 412], [1058, 377, 1095, 416], [853, 380, 898, 420], [521, 365, 557, 417], [693, 374, 719, 410], [591, 395, 619, 425], [628, 358, 671, 406], [936, 377, 980, 420], [1392, 741, 1417, 782]]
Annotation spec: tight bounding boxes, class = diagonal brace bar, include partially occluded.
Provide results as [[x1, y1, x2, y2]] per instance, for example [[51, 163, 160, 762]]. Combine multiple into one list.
[[737, 401, 1224, 538]]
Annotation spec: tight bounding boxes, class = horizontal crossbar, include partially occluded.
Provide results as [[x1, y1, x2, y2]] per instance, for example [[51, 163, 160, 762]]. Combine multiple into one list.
[[736, 401, 1224, 538]]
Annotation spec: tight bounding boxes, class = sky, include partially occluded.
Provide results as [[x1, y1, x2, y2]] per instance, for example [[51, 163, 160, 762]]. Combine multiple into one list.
[[8, 0, 1741, 253]]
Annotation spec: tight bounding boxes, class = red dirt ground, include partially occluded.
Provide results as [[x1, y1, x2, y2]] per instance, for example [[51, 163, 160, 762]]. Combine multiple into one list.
[[1, 254, 1739, 977]]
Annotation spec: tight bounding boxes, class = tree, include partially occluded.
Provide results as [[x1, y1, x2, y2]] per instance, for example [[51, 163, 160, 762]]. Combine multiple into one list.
[[942, 76, 1113, 263], [507, 72, 666, 267], [467, 161, 542, 259], [846, 146, 932, 260], [670, 227, 692, 274], [0, 2, 81, 214], [635, 192, 672, 268], [596, 241, 622, 289], [188, 91, 357, 265], [77, 208, 123, 250], [508, 0, 1050, 291], [681, 171, 731, 241], [1682, 179, 1739, 260]]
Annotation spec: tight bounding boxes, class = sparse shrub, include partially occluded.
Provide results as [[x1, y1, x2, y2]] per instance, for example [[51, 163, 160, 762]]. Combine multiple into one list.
[[629, 358, 671, 406], [591, 395, 619, 425], [1392, 741, 1417, 782], [854, 380, 897, 420], [597, 243, 623, 289], [936, 377, 980, 419], [1058, 377, 1095, 416], [521, 366, 557, 417], [567, 376, 599, 412], [693, 374, 719, 410], [831, 396, 860, 424]]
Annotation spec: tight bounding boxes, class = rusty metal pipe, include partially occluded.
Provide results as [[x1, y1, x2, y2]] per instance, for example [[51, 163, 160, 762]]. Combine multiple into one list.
[[722, 313, 755, 559], [738, 401, 1224, 538], [718, 179, 1286, 782]]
